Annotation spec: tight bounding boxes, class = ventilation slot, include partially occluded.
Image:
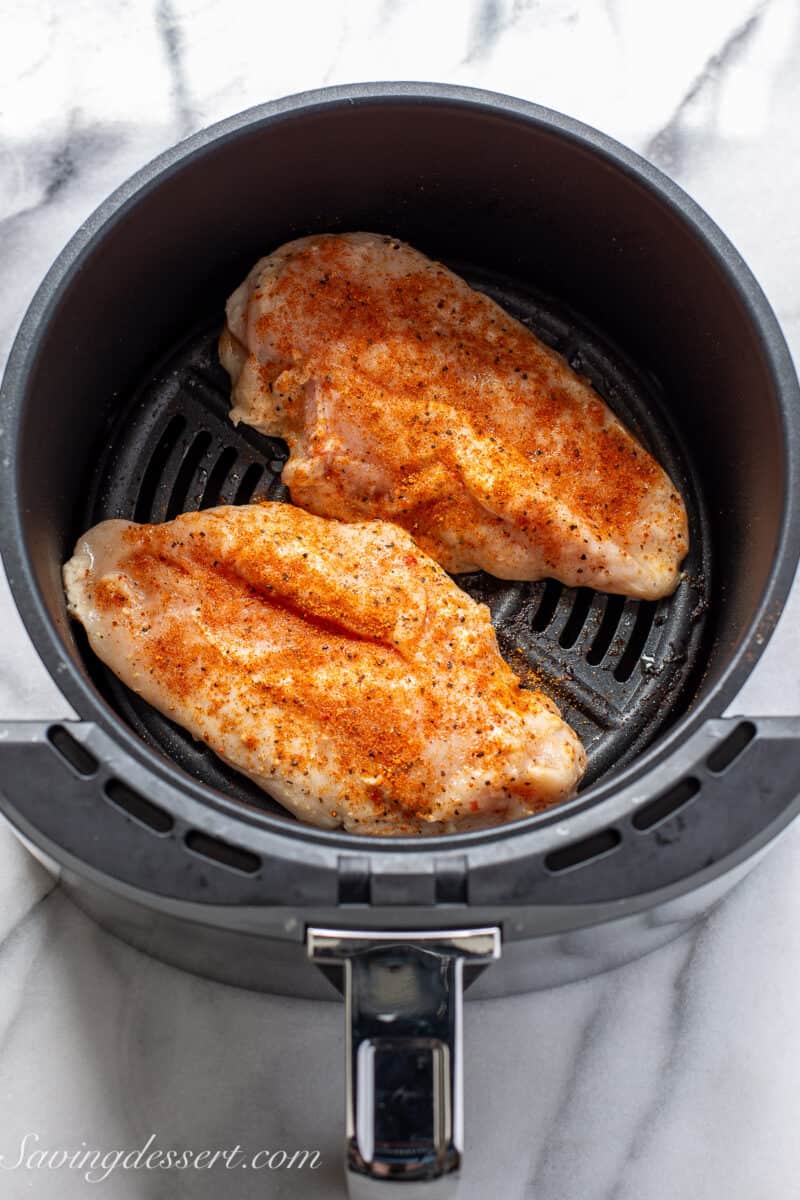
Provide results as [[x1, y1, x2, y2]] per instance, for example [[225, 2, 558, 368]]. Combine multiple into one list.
[[559, 588, 594, 649], [47, 725, 98, 777], [632, 777, 700, 832], [105, 779, 174, 834], [545, 827, 621, 873], [234, 462, 265, 504], [200, 446, 238, 508], [587, 594, 626, 665], [185, 829, 261, 875], [166, 431, 213, 519], [707, 722, 756, 774], [134, 414, 187, 522], [532, 579, 563, 632], [614, 601, 657, 682]]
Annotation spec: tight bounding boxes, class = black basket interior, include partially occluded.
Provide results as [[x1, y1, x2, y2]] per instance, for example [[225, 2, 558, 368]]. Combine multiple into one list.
[[79, 264, 712, 818]]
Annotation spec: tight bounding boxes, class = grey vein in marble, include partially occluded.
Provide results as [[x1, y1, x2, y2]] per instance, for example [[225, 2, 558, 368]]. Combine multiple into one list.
[[527, 989, 616, 1195], [155, 0, 196, 138], [646, 1, 769, 171], [605, 928, 705, 1200]]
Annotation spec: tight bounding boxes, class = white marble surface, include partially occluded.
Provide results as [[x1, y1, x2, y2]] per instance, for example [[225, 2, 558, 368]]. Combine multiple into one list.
[[2, 2, 800, 1196]]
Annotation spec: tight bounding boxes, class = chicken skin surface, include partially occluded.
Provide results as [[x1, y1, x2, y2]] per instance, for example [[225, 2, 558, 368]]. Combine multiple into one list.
[[64, 504, 586, 835], [220, 232, 688, 601]]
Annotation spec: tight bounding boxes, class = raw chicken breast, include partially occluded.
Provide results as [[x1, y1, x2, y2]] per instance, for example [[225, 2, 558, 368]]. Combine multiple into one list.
[[63, 504, 586, 835], [221, 232, 688, 600]]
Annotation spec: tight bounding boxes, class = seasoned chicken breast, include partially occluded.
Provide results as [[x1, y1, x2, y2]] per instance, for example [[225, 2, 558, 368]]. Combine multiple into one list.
[[63, 504, 586, 835], [221, 232, 688, 600]]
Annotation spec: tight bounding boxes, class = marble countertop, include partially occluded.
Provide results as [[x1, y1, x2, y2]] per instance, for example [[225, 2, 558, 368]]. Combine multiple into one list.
[[2, 2, 800, 1197]]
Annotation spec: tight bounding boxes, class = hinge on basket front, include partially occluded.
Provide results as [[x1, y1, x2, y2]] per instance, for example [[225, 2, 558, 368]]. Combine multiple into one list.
[[336, 856, 470, 907]]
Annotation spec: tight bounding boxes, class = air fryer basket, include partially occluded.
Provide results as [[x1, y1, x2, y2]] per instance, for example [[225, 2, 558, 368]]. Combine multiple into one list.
[[1, 85, 800, 1193], [84, 271, 709, 803]]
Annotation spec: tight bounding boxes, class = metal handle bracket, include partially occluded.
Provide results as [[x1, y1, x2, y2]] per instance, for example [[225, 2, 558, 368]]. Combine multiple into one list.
[[308, 926, 501, 1198]]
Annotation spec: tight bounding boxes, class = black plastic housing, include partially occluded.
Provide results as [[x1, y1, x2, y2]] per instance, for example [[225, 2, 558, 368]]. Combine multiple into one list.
[[1, 84, 799, 993]]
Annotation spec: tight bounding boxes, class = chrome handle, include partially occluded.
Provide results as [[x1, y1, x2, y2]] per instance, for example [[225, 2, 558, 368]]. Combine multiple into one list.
[[308, 927, 501, 1198]]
